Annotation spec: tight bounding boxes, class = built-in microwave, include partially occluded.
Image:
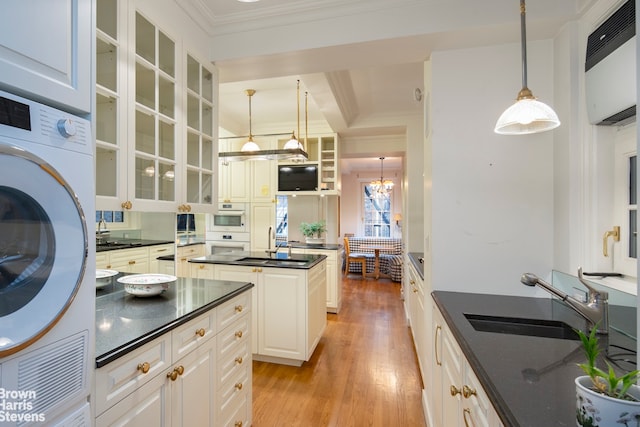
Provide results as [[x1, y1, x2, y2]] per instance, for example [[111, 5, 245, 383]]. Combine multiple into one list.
[[209, 203, 248, 232]]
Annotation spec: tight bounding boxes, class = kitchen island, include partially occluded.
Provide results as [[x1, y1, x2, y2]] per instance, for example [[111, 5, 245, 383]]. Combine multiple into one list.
[[94, 276, 253, 426], [431, 291, 636, 427], [190, 252, 328, 366]]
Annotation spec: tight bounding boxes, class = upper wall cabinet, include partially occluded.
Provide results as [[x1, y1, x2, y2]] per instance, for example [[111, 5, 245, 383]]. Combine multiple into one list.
[[95, 0, 218, 213], [277, 134, 340, 196], [0, 0, 93, 113]]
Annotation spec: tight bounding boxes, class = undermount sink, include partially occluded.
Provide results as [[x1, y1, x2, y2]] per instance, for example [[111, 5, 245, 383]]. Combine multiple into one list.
[[464, 313, 579, 340], [235, 257, 310, 267]]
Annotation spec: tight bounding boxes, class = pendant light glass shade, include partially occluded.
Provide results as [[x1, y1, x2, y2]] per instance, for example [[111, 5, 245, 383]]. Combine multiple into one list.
[[283, 131, 303, 150], [495, 0, 560, 135]]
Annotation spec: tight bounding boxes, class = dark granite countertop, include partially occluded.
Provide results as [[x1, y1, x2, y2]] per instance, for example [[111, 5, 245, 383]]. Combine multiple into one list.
[[95, 274, 253, 368], [189, 251, 326, 269], [279, 241, 342, 251], [96, 238, 174, 252], [432, 291, 636, 427], [407, 252, 424, 280]]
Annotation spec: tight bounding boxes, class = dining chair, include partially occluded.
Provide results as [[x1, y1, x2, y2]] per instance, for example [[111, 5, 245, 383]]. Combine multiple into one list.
[[344, 237, 367, 278]]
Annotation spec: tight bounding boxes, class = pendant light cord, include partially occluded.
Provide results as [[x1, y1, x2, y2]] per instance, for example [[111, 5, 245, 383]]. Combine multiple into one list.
[[520, 0, 528, 91]]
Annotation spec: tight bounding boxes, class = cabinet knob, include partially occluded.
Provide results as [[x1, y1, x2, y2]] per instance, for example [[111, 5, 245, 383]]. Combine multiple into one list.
[[121, 201, 132, 210], [235, 305, 244, 313], [128, 260, 136, 265], [235, 330, 243, 338], [450, 385, 462, 396], [234, 382, 243, 391], [199, 265, 205, 269], [412, 287, 418, 293], [137, 362, 150, 374], [235, 356, 243, 365], [166, 365, 184, 381], [195, 328, 206, 337], [462, 385, 477, 398], [410, 279, 415, 285], [234, 422, 243, 427]]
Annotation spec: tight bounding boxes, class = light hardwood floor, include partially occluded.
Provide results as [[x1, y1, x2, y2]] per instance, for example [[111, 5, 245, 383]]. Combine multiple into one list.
[[252, 275, 426, 426]]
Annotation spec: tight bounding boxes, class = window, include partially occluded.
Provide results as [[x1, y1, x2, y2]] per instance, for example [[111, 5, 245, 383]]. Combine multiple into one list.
[[613, 123, 637, 277], [363, 184, 391, 237], [275, 195, 288, 239]]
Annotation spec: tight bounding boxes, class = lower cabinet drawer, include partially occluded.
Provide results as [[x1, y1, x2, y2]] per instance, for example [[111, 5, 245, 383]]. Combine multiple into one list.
[[171, 309, 217, 362], [216, 339, 251, 390], [216, 292, 251, 332], [95, 335, 171, 416], [216, 363, 252, 427]]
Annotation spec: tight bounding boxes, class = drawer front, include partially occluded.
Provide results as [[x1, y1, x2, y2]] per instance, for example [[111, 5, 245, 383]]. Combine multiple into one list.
[[148, 244, 174, 257], [109, 247, 149, 263], [218, 315, 250, 360], [171, 309, 216, 362], [216, 363, 252, 427], [216, 291, 251, 332], [95, 335, 171, 416], [216, 338, 251, 389], [96, 252, 110, 269]]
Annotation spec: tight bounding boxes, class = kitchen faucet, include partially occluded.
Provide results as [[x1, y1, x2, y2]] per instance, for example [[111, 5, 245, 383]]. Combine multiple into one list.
[[96, 217, 108, 243], [520, 267, 609, 334], [265, 226, 277, 255]]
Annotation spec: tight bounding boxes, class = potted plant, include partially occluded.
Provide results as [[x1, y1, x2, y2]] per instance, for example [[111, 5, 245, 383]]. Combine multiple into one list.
[[575, 327, 640, 427], [299, 221, 326, 244]]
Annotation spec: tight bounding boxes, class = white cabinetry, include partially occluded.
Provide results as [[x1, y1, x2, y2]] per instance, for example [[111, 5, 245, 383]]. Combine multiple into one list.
[[251, 202, 276, 252], [218, 140, 249, 203], [211, 261, 327, 366], [176, 244, 206, 277], [277, 134, 340, 195], [0, 0, 92, 113], [293, 248, 341, 313], [406, 260, 426, 380], [96, 244, 175, 274], [95, 0, 217, 212], [149, 243, 175, 273], [431, 301, 503, 427], [95, 291, 251, 427]]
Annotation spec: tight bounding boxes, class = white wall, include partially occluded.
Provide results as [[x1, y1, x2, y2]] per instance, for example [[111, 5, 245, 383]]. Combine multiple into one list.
[[428, 41, 555, 296]]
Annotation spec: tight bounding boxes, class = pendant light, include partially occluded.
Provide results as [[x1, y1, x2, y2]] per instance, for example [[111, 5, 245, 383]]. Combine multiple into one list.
[[284, 80, 303, 150], [494, 0, 560, 135], [370, 157, 394, 194], [240, 89, 260, 152]]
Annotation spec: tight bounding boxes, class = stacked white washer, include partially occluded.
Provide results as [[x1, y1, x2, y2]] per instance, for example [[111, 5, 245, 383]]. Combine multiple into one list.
[[0, 89, 94, 426]]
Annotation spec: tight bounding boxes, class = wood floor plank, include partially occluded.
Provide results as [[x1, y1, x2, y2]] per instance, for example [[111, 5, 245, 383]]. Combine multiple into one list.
[[252, 276, 426, 427]]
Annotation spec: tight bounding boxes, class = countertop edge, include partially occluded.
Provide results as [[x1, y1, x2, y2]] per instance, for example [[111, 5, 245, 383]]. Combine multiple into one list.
[[95, 282, 254, 368], [432, 291, 520, 427]]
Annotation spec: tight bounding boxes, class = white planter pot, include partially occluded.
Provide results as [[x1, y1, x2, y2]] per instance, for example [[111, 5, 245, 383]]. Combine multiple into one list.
[[575, 375, 640, 426], [305, 237, 325, 245]]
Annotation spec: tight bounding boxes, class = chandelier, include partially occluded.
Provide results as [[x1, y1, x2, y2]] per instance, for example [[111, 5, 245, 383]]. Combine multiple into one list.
[[370, 157, 394, 194]]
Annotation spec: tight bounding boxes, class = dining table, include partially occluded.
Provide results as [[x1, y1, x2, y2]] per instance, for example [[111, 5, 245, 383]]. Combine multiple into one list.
[[360, 245, 392, 279]]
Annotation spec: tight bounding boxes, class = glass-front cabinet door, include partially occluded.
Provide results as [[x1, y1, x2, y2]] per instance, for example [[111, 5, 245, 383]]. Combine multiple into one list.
[[130, 11, 177, 212], [182, 53, 217, 212]]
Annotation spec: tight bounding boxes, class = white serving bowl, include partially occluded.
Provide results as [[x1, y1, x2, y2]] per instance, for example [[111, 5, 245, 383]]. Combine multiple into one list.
[[117, 274, 176, 297], [96, 269, 119, 289]]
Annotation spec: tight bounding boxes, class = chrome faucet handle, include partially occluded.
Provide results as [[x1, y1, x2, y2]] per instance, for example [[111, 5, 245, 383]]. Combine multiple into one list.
[[577, 267, 608, 300]]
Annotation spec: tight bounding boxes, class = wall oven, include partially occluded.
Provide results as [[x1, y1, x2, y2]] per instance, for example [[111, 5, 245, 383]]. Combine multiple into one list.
[[209, 202, 248, 232]]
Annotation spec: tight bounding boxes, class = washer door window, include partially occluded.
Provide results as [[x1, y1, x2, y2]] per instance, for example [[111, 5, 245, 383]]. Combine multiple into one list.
[[0, 144, 87, 357]]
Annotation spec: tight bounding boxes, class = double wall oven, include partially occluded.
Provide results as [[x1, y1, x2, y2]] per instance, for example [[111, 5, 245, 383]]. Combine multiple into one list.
[[206, 203, 250, 254]]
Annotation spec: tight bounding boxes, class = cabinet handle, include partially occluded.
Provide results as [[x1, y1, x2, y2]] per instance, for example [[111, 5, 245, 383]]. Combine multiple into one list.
[[199, 265, 205, 269], [450, 385, 462, 396], [235, 330, 243, 338], [195, 328, 206, 337], [107, 264, 112, 269], [410, 280, 415, 285], [128, 260, 136, 265], [463, 408, 472, 427], [121, 201, 132, 210], [234, 382, 243, 391], [463, 385, 477, 398], [137, 362, 150, 374], [166, 365, 184, 381], [234, 422, 243, 427], [435, 325, 442, 366], [235, 305, 244, 313], [235, 356, 243, 365], [412, 287, 418, 293]]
